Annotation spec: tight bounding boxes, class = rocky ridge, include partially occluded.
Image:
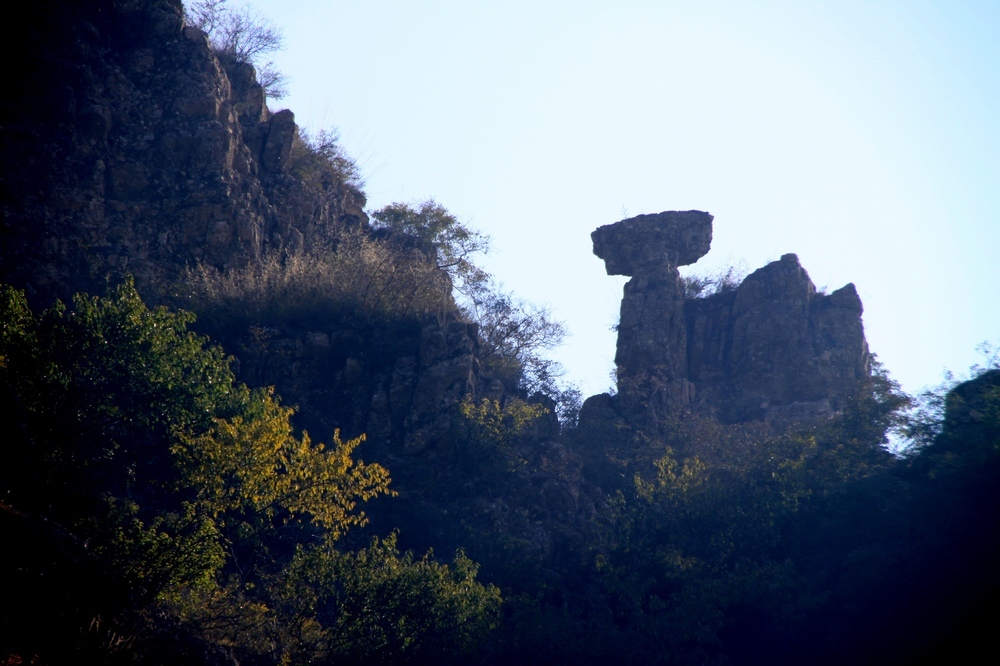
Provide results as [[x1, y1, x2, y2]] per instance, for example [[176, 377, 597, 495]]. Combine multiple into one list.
[[4, 5, 999, 664]]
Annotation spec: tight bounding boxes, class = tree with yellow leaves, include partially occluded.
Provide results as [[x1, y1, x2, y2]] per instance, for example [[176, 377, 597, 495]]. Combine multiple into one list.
[[0, 279, 499, 665]]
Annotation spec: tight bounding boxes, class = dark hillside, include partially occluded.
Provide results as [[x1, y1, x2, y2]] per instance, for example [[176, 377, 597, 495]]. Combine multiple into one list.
[[1, 2, 998, 664]]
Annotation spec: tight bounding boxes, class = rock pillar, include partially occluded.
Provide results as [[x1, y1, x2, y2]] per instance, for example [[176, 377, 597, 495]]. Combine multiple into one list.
[[591, 210, 713, 414]]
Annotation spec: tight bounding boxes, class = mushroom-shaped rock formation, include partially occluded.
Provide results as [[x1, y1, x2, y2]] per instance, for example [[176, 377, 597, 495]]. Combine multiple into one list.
[[588, 210, 871, 425], [592, 211, 714, 416], [591, 210, 713, 276]]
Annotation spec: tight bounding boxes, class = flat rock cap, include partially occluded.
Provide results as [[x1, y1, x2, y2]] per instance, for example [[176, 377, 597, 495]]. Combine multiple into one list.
[[592, 210, 713, 276]]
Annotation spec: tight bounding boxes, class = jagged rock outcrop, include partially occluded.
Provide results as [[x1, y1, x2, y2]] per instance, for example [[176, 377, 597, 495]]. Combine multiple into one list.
[[591, 210, 870, 423], [0, 0, 366, 306], [686, 253, 870, 421]]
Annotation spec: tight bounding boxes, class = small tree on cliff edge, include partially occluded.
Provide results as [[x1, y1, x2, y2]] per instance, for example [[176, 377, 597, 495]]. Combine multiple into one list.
[[371, 201, 579, 418], [185, 0, 288, 98], [372, 199, 491, 300]]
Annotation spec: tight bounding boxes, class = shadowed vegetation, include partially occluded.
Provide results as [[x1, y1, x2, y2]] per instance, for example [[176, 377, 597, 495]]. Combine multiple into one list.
[[0, 280, 500, 665]]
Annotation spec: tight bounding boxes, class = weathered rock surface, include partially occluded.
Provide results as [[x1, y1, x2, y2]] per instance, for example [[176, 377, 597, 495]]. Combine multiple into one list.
[[231, 316, 483, 455], [0, 0, 366, 306], [686, 253, 870, 422], [592, 210, 713, 275], [592, 211, 870, 423], [591, 211, 713, 415]]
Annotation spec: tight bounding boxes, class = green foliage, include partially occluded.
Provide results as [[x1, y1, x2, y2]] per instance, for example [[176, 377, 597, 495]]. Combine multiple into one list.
[[456, 398, 549, 493], [280, 533, 502, 663], [1, 278, 244, 521], [610, 417, 814, 570], [162, 533, 501, 665], [372, 199, 491, 299], [795, 363, 906, 491], [903, 340, 1000, 453], [906, 368, 1000, 484], [175, 397, 390, 542], [0, 281, 499, 664], [575, 371, 915, 663], [0, 277, 392, 598]]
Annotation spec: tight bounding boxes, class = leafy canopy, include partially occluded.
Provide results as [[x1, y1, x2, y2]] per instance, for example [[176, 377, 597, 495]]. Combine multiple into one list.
[[0, 279, 499, 664], [372, 199, 491, 299]]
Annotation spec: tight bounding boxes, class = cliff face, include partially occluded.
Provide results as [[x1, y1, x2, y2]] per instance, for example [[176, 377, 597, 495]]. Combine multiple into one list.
[[591, 211, 870, 423], [0, 0, 366, 305], [1, 0, 592, 567], [235, 317, 486, 455]]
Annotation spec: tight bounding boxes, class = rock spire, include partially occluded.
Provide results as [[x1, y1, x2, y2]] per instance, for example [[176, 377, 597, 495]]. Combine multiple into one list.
[[591, 210, 870, 422]]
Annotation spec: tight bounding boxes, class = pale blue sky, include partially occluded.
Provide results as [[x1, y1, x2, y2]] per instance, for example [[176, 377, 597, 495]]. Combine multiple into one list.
[[242, 0, 999, 399]]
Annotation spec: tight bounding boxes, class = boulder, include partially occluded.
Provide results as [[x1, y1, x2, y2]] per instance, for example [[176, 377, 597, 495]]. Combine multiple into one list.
[[591, 210, 713, 276]]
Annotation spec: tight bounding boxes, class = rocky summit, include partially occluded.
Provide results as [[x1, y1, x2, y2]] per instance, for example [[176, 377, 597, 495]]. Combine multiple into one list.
[[591, 210, 870, 423]]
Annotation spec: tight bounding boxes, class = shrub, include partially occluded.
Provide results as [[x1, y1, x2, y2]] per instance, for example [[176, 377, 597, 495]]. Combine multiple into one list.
[[290, 127, 364, 191], [681, 262, 748, 299], [902, 340, 1000, 454], [185, 0, 288, 99], [457, 397, 550, 491], [0, 279, 501, 664], [468, 288, 567, 392], [371, 200, 490, 300]]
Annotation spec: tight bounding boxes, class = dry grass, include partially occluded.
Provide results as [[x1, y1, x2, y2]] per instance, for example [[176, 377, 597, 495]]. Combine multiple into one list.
[[180, 230, 454, 333]]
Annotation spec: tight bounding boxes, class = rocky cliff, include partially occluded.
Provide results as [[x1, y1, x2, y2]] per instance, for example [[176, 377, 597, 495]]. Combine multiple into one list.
[[590, 210, 870, 423], [0, 0, 366, 306], [1, 2, 870, 437], [0, 0, 876, 596], [1, 0, 592, 575]]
